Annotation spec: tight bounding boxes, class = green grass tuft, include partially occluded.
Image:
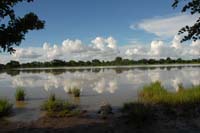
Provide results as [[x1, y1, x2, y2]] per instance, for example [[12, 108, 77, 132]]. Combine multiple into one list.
[[72, 87, 81, 97], [48, 93, 56, 101], [0, 99, 12, 118], [68, 87, 81, 97], [15, 87, 25, 101], [42, 94, 78, 117]]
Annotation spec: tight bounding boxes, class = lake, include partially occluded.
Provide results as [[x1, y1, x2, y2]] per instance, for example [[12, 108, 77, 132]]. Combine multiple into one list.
[[0, 64, 200, 121]]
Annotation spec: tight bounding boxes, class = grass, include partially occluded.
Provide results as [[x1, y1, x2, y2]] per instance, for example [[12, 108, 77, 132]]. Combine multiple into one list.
[[139, 81, 200, 105], [15, 87, 25, 101], [67, 88, 72, 94], [0, 99, 12, 118], [68, 87, 81, 97], [42, 93, 79, 117], [122, 82, 200, 125]]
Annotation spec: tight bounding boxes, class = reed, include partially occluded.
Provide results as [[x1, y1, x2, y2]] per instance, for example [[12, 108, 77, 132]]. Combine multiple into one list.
[[15, 87, 25, 101]]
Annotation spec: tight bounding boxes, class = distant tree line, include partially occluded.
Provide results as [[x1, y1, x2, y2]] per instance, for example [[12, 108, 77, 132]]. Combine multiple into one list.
[[0, 57, 200, 69]]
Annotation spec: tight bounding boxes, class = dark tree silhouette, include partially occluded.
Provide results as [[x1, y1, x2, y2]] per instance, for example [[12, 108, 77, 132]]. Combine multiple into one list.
[[172, 0, 200, 42], [0, 0, 45, 53]]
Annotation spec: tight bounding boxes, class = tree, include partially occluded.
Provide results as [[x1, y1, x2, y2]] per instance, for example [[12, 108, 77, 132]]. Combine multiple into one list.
[[6, 60, 20, 68], [92, 59, 101, 66], [114, 57, 122, 63], [172, 0, 200, 42], [0, 0, 45, 53]]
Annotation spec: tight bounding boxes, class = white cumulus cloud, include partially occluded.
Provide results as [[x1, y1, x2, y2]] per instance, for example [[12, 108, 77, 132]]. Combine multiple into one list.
[[131, 14, 198, 38], [0, 35, 199, 64]]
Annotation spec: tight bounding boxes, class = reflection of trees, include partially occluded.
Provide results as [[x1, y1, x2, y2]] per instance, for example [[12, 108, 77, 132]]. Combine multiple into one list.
[[114, 68, 123, 74], [3, 65, 199, 78], [91, 68, 101, 73], [6, 70, 20, 76], [166, 67, 172, 71]]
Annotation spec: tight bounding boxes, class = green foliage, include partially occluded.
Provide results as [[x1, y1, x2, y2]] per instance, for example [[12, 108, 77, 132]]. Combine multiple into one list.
[[0, 0, 45, 53], [0, 99, 13, 117], [15, 87, 25, 101], [42, 94, 78, 117], [6, 60, 20, 68], [172, 0, 200, 42], [2, 57, 200, 68]]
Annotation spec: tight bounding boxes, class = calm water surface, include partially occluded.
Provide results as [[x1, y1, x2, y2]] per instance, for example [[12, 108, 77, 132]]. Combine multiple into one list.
[[0, 65, 199, 121]]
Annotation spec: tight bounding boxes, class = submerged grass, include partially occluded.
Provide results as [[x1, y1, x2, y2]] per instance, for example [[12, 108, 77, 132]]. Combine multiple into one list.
[[42, 93, 79, 117], [0, 99, 12, 118], [15, 87, 25, 101]]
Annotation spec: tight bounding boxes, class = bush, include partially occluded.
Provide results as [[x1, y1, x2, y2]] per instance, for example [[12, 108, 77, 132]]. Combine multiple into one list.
[[0, 99, 12, 117], [15, 87, 25, 101], [42, 94, 78, 117]]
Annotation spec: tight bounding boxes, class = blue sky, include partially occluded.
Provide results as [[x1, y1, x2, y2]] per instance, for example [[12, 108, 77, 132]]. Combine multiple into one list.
[[1, 0, 199, 63], [14, 0, 176, 46]]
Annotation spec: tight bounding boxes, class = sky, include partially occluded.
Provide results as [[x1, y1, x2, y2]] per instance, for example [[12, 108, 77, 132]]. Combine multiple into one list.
[[1, 0, 200, 63]]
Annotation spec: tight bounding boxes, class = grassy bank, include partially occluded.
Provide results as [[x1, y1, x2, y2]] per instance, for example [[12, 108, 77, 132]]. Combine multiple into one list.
[[139, 81, 200, 105], [122, 82, 200, 126]]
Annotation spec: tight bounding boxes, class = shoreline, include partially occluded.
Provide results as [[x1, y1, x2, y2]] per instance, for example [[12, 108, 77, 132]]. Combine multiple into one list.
[[1, 108, 200, 133], [11, 63, 200, 70]]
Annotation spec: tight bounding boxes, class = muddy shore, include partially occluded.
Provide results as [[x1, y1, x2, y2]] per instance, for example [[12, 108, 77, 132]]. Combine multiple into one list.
[[1, 111, 200, 133]]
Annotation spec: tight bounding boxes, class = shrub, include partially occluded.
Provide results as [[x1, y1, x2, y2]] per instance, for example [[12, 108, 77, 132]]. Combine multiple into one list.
[[15, 87, 25, 101], [0, 99, 12, 117]]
